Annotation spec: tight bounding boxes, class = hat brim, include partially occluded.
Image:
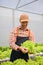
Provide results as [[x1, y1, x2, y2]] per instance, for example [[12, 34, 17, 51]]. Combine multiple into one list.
[[20, 19, 28, 22]]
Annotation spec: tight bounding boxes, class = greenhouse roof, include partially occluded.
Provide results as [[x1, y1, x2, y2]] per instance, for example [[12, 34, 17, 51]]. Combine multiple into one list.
[[0, 0, 43, 15]]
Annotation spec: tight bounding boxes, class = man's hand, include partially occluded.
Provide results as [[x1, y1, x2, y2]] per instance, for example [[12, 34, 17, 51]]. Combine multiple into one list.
[[14, 44, 20, 51], [19, 46, 28, 53], [13, 44, 28, 53]]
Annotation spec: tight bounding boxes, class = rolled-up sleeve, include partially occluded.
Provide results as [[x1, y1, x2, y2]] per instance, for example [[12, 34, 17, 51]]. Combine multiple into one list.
[[29, 30, 35, 42], [9, 28, 18, 49]]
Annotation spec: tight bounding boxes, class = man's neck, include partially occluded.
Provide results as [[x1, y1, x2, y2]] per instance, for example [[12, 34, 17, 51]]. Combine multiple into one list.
[[20, 26, 27, 31]]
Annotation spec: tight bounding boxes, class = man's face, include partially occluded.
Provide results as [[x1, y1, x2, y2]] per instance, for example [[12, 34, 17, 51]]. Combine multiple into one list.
[[20, 21, 28, 27]]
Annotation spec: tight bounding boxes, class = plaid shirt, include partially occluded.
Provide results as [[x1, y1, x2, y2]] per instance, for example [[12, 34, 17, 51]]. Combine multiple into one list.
[[9, 27, 35, 48]]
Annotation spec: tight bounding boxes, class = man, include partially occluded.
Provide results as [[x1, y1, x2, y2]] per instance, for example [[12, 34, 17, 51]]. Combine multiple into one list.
[[9, 13, 35, 62]]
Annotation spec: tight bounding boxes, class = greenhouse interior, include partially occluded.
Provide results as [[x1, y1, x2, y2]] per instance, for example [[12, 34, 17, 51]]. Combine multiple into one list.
[[0, 0, 43, 65]]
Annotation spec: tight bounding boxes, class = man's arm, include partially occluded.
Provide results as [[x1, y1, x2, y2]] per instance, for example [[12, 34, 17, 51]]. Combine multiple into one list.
[[9, 28, 20, 51], [29, 30, 35, 42]]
